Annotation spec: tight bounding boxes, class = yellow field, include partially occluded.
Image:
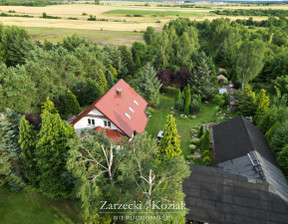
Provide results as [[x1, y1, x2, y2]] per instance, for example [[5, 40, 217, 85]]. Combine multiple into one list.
[[0, 2, 286, 44]]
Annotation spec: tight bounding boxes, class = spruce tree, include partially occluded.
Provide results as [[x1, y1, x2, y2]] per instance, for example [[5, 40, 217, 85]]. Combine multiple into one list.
[[135, 63, 162, 107], [63, 89, 81, 119], [189, 58, 216, 100], [36, 99, 75, 199], [19, 115, 38, 186], [0, 108, 24, 191], [158, 114, 182, 161], [184, 84, 191, 115]]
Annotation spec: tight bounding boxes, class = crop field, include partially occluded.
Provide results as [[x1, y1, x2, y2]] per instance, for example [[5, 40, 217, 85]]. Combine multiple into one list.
[[0, 2, 287, 44]]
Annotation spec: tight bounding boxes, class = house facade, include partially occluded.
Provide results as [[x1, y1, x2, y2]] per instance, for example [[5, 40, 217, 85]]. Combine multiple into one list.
[[71, 79, 148, 143]]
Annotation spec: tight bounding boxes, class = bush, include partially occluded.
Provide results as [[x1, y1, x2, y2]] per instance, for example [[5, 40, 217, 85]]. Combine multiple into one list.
[[67, 17, 78, 20], [174, 99, 184, 111], [82, 13, 88, 15], [223, 92, 230, 106], [214, 94, 225, 107], [189, 99, 200, 114], [88, 15, 96, 21], [197, 126, 204, 138], [201, 156, 212, 166]]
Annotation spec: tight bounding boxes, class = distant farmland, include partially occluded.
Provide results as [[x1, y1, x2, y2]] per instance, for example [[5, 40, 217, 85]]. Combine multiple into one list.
[[0, 1, 286, 44]]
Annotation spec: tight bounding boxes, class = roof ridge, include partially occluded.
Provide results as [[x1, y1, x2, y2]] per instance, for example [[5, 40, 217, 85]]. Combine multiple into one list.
[[238, 115, 255, 152]]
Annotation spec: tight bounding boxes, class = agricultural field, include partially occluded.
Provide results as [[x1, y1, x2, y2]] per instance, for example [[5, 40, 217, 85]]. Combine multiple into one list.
[[1, 1, 286, 44]]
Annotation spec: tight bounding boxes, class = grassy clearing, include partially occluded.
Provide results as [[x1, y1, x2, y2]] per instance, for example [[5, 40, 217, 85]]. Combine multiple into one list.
[[103, 9, 212, 17], [145, 87, 217, 157], [25, 27, 144, 45], [0, 188, 84, 224]]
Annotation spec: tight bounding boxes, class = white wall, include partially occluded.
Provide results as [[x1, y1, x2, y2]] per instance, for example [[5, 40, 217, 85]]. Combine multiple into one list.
[[73, 116, 123, 134]]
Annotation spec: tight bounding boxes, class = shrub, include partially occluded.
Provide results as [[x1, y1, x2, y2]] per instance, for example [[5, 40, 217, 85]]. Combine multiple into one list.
[[175, 99, 184, 111], [197, 126, 204, 138], [201, 156, 212, 166], [67, 17, 78, 20], [82, 13, 88, 15], [88, 15, 96, 21], [189, 99, 200, 114]]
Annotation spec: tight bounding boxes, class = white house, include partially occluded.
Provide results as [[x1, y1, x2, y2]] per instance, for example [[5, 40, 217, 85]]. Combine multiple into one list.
[[71, 79, 148, 143]]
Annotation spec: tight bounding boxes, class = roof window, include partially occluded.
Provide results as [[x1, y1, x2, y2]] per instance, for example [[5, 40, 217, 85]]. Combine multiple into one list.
[[124, 112, 131, 120], [128, 107, 134, 113], [133, 100, 139, 106]]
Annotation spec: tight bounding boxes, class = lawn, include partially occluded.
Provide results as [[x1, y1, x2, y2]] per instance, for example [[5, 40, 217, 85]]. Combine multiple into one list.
[[145, 87, 218, 157], [0, 188, 84, 224]]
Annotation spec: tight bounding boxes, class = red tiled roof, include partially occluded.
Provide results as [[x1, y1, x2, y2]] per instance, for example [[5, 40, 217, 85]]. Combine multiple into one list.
[[95, 126, 124, 143], [72, 79, 148, 138]]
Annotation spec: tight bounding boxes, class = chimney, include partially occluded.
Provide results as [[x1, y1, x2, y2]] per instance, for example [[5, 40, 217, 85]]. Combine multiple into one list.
[[116, 88, 123, 98]]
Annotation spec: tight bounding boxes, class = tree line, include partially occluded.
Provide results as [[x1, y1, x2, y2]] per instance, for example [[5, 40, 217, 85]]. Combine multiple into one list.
[[213, 9, 288, 18]]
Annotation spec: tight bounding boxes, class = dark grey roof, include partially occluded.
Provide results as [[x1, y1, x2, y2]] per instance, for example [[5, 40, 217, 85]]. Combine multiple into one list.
[[183, 164, 288, 224], [212, 115, 278, 166]]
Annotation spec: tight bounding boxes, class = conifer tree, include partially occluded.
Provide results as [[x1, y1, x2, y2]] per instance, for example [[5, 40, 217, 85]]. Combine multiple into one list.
[[0, 108, 24, 191], [36, 99, 75, 199], [158, 114, 182, 161], [254, 89, 269, 125], [97, 69, 108, 92], [200, 130, 210, 153], [184, 84, 191, 115], [41, 97, 58, 114], [189, 58, 216, 100], [237, 86, 256, 117], [63, 89, 81, 119], [135, 63, 162, 107], [19, 115, 38, 186]]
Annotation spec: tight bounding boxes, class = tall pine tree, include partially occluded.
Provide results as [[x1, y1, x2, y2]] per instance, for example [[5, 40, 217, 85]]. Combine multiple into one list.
[[158, 114, 182, 161]]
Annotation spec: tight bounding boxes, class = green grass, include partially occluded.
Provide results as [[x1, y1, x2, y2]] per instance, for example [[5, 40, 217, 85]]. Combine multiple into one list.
[[146, 87, 217, 157], [103, 9, 212, 17], [25, 27, 143, 46], [0, 188, 84, 224]]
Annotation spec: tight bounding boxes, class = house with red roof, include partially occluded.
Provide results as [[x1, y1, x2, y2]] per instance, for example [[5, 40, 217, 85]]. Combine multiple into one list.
[[71, 79, 148, 143]]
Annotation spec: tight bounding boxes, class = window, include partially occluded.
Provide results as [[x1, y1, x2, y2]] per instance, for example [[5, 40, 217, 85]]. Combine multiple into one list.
[[128, 107, 134, 113], [88, 119, 91, 125], [108, 121, 111, 127], [92, 119, 95, 126], [124, 112, 131, 120], [104, 121, 107, 126], [133, 99, 139, 106]]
